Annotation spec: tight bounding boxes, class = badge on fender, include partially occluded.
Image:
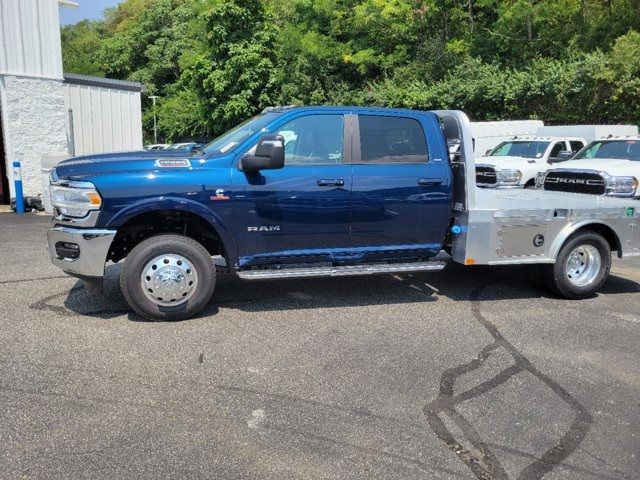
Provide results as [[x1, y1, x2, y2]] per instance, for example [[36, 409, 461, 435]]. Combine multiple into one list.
[[155, 159, 192, 168]]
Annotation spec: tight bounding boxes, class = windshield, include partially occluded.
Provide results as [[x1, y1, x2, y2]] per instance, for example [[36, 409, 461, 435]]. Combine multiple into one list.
[[573, 140, 640, 161], [489, 141, 550, 158], [203, 113, 279, 156]]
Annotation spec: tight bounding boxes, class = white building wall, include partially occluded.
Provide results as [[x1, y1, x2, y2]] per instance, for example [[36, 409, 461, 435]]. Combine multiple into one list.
[[0, 0, 64, 79], [0, 75, 68, 197], [64, 82, 143, 155]]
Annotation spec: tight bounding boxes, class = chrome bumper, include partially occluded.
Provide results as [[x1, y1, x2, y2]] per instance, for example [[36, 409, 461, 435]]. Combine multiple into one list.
[[47, 226, 116, 278]]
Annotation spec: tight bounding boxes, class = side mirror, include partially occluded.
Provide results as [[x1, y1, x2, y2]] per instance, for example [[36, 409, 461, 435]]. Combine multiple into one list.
[[548, 151, 573, 163], [240, 134, 285, 172]]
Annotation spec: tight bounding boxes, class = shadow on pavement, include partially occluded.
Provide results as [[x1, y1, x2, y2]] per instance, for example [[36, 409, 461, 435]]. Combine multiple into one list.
[[28, 261, 640, 322]]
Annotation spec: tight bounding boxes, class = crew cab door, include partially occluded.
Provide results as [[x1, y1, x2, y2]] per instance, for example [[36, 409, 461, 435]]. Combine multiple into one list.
[[232, 114, 352, 268], [350, 113, 452, 261]]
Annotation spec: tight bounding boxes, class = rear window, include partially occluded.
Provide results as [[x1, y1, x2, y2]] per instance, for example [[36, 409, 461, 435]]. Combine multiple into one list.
[[358, 116, 428, 163]]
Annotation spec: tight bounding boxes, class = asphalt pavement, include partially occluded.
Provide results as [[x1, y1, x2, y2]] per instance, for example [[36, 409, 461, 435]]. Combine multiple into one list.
[[0, 213, 638, 480]]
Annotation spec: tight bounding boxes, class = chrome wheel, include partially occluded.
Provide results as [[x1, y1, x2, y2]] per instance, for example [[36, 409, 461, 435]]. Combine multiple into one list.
[[141, 254, 198, 306], [565, 245, 601, 287]]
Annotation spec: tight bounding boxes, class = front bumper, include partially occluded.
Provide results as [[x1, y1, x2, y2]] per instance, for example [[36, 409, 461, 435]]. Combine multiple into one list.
[[47, 226, 116, 278]]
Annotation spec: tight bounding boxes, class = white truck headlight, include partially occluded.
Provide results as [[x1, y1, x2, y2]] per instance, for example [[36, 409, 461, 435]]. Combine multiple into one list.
[[604, 176, 638, 197], [535, 171, 547, 189], [496, 169, 522, 185], [50, 184, 102, 218]]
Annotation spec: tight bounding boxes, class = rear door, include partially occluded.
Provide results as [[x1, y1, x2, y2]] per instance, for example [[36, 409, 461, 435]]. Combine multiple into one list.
[[232, 113, 352, 267], [350, 113, 452, 262]]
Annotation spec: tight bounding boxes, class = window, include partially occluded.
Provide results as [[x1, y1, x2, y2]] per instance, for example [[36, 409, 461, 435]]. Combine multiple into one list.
[[204, 113, 279, 156], [574, 140, 640, 161], [275, 115, 344, 164], [489, 141, 550, 158], [358, 116, 428, 163], [549, 141, 566, 157], [569, 141, 585, 153]]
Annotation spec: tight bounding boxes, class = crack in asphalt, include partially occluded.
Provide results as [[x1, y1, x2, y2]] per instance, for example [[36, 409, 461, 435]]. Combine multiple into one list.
[[424, 274, 605, 480]]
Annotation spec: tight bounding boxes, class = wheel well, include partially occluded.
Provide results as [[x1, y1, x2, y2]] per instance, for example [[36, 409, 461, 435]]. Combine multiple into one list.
[[523, 179, 536, 188], [108, 210, 226, 263], [575, 224, 622, 258]]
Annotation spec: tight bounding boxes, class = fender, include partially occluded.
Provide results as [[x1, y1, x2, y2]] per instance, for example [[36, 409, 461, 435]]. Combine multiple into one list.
[[549, 218, 622, 260], [104, 196, 238, 264]]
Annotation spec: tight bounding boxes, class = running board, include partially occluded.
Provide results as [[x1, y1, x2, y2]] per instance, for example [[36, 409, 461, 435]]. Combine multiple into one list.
[[237, 261, 446, 280]]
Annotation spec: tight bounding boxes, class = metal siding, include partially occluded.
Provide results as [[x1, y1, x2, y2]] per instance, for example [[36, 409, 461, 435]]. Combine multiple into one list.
[[63, 82, 143, 156], [100, 87, 113, 151], [0, 0, 63, 78], [131, 91, 143, 148], [80, 85, 93, 153], [91, 86, 103, 152], [121, 91, 132, 149]]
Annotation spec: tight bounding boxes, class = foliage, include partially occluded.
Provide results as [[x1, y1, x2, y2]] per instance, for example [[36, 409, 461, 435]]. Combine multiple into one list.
[[60, 0, 640, 142]]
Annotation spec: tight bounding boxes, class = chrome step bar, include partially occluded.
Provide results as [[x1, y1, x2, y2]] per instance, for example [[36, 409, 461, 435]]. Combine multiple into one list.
[[237, 261, 447, 280]]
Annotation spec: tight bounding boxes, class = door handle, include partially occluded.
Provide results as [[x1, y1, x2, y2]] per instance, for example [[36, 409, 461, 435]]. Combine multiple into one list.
[[418, 178, 442, 186], [317, 179, 345, 187]]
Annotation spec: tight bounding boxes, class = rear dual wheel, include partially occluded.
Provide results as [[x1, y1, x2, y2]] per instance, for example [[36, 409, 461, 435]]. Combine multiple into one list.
[[542, 231, 611, 299], [120, 234, 216, 321]]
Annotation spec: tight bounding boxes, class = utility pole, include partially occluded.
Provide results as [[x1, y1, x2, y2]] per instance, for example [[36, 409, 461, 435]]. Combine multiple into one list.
[[149, 95, 159, 143]]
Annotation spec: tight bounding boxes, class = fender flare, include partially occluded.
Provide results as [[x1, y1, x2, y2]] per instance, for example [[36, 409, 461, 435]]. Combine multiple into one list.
[[105, 196, 237, 264], [549, 219, 622, 260]]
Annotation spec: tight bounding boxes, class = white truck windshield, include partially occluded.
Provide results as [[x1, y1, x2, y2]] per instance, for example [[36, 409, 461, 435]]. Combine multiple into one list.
[[489, 141, 550, 158], [573, 140, 640, 161]]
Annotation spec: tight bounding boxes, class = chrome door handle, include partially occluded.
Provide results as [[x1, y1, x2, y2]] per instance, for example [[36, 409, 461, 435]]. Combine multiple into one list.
[[418, 178, 442, 186], [317, 179, 345, 187]]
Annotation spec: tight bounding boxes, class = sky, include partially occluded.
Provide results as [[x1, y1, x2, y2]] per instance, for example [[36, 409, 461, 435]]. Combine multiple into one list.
[[59, 0, 123, 26]]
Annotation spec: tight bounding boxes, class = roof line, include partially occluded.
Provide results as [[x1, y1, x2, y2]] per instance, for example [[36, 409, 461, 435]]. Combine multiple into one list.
[[63, 73, 144, 92]]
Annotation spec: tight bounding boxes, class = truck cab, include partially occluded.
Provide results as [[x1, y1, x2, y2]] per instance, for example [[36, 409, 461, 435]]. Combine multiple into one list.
[[48, 107, 453, 319], [476, 136, 586, 189]]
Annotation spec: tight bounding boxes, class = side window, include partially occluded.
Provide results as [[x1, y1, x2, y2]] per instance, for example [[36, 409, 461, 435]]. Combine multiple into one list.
[[275, 115, 343, 165], [569, 141, 585, 153], [549, 141, 566, 157], [358, 115, 428, 163]]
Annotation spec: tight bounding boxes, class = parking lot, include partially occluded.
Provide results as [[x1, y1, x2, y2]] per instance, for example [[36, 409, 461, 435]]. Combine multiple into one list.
[[0, 213, 638, 480]]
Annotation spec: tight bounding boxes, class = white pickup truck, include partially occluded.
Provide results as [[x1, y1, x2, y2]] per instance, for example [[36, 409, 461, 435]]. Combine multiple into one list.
[[538, 137, 640, 198], [475, 136, 586, 189]]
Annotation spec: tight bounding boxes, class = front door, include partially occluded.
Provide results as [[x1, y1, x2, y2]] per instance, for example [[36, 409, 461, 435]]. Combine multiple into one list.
[[232, 114, 352, 268], [350, 113, 452, 262]]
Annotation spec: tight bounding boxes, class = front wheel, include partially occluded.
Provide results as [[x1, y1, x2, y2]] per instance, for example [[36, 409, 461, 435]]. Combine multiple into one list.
[[542, 231, 611, 299], [120, 234, 216, 321]]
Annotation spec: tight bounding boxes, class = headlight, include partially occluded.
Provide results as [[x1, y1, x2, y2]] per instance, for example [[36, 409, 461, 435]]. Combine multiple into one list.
[[535, 171, 547, 189], [50, 184, 102, 218], [604, 176, 638, 197], [496, 169, 522, 185]]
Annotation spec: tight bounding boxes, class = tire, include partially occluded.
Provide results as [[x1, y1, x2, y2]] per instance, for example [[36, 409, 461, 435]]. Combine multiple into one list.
[[120, 234, 216, 321], [542, 231, 611, 299]]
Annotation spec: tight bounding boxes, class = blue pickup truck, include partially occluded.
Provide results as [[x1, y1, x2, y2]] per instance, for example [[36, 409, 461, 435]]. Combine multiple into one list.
[[47, 107, 640, 320]]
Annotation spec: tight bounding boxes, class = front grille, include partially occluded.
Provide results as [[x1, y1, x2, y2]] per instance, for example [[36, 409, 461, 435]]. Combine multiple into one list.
[[476, 166, 497, 185], [544, 171, 606, 195]]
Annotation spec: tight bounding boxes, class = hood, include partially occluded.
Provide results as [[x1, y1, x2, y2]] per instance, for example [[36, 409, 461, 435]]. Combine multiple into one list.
[[54, 149, 203, 180], [549, 158, 640, 177], [477, 156, 541, 169]]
